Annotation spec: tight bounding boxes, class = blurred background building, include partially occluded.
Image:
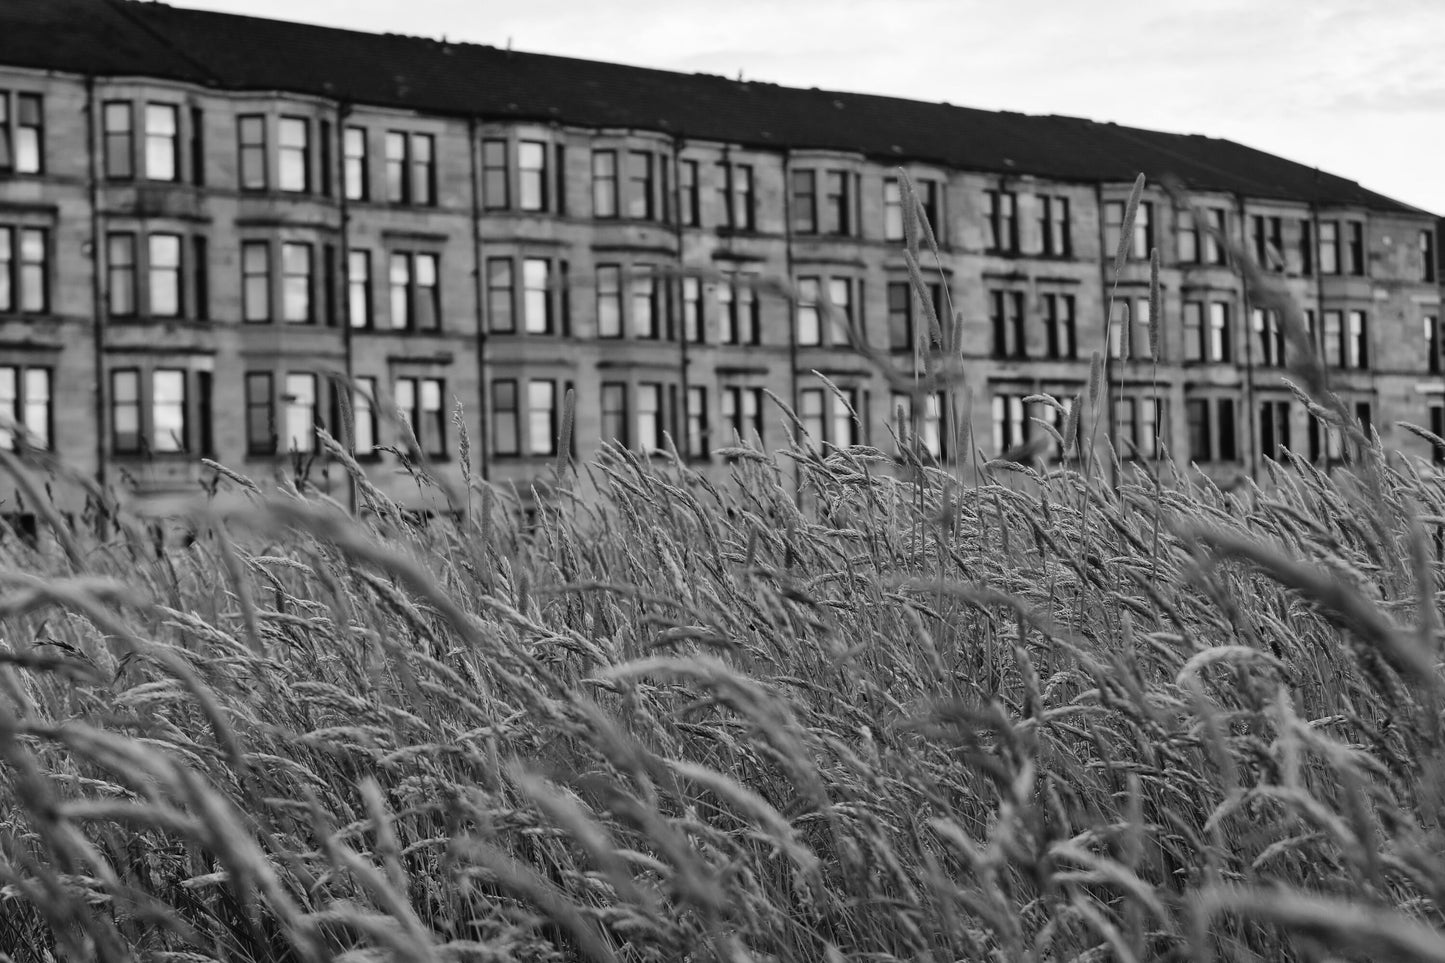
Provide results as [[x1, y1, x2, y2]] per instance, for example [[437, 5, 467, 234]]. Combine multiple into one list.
[[0, 0, 1441, 522]]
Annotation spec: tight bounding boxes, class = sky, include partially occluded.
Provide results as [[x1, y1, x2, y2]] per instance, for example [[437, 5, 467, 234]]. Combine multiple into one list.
[[187, 0, 1445, 216]]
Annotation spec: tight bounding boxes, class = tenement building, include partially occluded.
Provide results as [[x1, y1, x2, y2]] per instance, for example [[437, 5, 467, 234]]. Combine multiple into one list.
[[1, 0, 1441, 521]]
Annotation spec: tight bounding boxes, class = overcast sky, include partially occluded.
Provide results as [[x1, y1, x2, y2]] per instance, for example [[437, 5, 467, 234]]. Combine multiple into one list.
[[189, 0, 1445, 216]]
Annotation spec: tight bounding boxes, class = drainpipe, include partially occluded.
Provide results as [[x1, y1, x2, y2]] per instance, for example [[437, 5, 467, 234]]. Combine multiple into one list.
[[85, 75, 108, 500], [336, 99, 357, 512], [466, 115, 490, 482], [1092, 182, 1118, 489], [669, 135, 691, 459], [781, 152, 800, 502], [1235, 193, 1259, 482]]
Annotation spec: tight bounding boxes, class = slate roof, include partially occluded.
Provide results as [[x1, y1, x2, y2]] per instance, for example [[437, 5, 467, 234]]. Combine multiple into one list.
[[3, 0, 1431, 217]]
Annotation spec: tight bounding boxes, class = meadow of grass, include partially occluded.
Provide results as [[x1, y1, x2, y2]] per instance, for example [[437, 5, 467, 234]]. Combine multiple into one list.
[[3, 178, 1445, 963]]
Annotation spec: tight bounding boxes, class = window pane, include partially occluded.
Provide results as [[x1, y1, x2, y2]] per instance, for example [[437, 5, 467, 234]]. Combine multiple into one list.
[[348, 250, 371, 327], [149, 234, 182, 317], [152, 369, 186, 452], [282, 243, 312, 322], [354, 376, 377, 454], [524, 258, 550, 333], [519, 140, 546, 210], [21, 368, 49, 449], [107, 233, 136, 316], [528, 380, 556, 455], [389, 253, 410, 329], [19, 229, 45, 313], [144, 104, 177, 180], [284, 373, 316, 452], [278, 117, 309, 192]]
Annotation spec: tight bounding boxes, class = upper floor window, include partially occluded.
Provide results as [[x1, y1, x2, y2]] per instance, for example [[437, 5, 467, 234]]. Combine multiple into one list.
[[103, 102, 134, 180], [1319, 221, 1340, 274], [1177, 209, 1199, 263], [1203, 208, 1228, 265], [1346, 309, 1368, 368], [481, 139, 508, 209], [799, 384, 862, 450], [395, 376, 447, 458], [1104, 199, 1153, 262], [596, 264, 622, 337], [685, 386, 709, 460], [0, 226, 48, 314], [985, 189, 1018, 253], [1182, 300, 1231, 363], [0, 91, 43, 175], [679, 159, 700, 226], [1423, 229, 1438, 283], [110, 367, 208, 456], [1427, 314, 1441, 374], [990, 289, 1026, 358], [144, 104, 179, 182], [719, 272, 760, 346], [796, 276, 853, 347], [385, 131, 435, 206], [278, 117, 310, 193], [238, 115, 267, 190], [1041, 292, 1076, 359], [148, 234, 183, 318], [1346, 221, 1365, 275], [1252, 308, 1285, 367], [627, 150, 655, 220], [344, 126, 369, 200], [281, 242, 313, 323], [1250, 215, 1283, 271], [792, 170, 817, 234], [0, 365, 51, 453], [883, 178, 903, 241], [1115, 395, 1163, 459], [1186, 397, 1238, 463], [389, 251, 440, 330], [348, 250, 372, 328], [632, 268, 663, 339], [887, 280, 943, 353], [721, 385, 766, 447], [592, 149, 618, 218], [821, 170, 852, 236], [1039, 195, 1070, 257], [519, 140, 549, 211], [718, 161, 755, 231]]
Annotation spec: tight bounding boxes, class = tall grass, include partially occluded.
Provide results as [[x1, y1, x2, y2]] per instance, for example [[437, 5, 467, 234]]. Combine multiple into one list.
[[2, 176, 1445, 963]]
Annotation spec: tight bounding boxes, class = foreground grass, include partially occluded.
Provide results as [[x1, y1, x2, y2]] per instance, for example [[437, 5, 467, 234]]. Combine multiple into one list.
[[3, 423, 1445, 962]]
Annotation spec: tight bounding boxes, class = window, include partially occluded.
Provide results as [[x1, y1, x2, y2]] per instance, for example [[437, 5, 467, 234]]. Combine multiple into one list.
[[348, 250, 371, 328], [0, 227, 46, 314], [883, 178, 903, 241], [1204, 208, 1227, 265], [592, 149, 618, 218], [822, 170, 851, 235], [800, 388, 825, 446], [519, 140, 547, 211], [632, 269, 659, 339], [679, 159, 700, 226], [1423, 230, 1437, 283], [1428, 315, 1441, 374], [918, 180, 942, 241], [1319, 221, 1340, 274], [985, 189, 1017, 253], [1040, 195, 1071, 256], [491, 380, 519, 456], [0, 92, 43, 175], [1298, 219, 1314, 276], [281, 242, 312, 323], [385, 132, 435, 205], [1187, 397, 1238, 462], [147, 369, 186, 453], [1252, 308, 1285, 367], [1177, 209, 1199, 263], [1435, 406, 1445, 466], [1346, 310, 1368, 368], [990, 290, 1026, 359], [523, 258, 552, 334], [528, 380, 557, 456], [238, 115, 267, 190], [887, 280, 942, 354], [685, 386, 708, 459], [797, 277, 821, 346], [0, 366, 50, 452], [395, 377, 446, 457], [1259, 400, 1291, 460], [277, 117, 309, 193], [343, 126, 368, 200], [194, 237, 209, 321], [721, 385, 765, 446], [149, 234, 182, 318], [1042, 293, 1076, 359], [627, 151, 654, 220], [144, 104, 179, 181], [487, 258, 514, 333], [481, 139, 508, 209], [109, 369, 141, 454], [1115, 396, 1162, 459], [828, 278, 852, 342], [1250, 215, 1283, 270], [1347, 221, 1365, 275], [596, 264, 621, 338], [719, 161, 755, 231], [103, 101, 133, 179], [791, 170, 817, 234], [892, 392, 946, 459], [239, 242, 270, 321], [352, 376, 378, 456], [719, 272, 760, 346], [389, 252, 439, 331], [1321, 310, 1343, 367], [107, 233, 137, 317], [1132, 298, 1157, 361], [682, 276, 703, 343], [1105, 199, 1153, 261], [636, 383, 664, 450], [245, 372, 275, 455], [1208, 302, 1232, 362], [600, 382, 628, 447], [992, 394, 1029, 453]]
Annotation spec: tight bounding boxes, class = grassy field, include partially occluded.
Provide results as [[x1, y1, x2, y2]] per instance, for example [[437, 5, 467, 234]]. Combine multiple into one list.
[[3, 181, 1445, 962]]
